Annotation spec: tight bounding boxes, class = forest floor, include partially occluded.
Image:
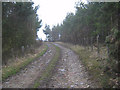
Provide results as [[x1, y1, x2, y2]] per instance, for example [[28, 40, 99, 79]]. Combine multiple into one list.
[[2, 42, 99, 88]]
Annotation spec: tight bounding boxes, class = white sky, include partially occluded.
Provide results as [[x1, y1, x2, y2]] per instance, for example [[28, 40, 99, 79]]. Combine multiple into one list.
[[33, 0, 87, 40]]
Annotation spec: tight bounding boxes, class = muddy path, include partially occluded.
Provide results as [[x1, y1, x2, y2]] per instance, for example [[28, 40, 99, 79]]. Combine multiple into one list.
[[46, 43, 99, 88], [2, 43, 56, 88]]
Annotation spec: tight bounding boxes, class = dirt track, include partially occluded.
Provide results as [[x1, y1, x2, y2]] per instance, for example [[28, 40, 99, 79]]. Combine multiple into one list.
[[2, 42, 98, 88], [47, 43, 98, 88], [2, 43, 56, 88]]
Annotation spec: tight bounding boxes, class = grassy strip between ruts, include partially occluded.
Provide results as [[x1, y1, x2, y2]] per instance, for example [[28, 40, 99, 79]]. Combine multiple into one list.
[[2, 44, 48, 81], [33, 43, 60, 88], [56, 42, 114, 88]]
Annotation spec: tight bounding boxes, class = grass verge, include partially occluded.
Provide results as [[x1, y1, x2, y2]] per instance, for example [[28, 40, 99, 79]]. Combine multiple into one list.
[[2, 44, 48, 81], [33, 43, 60, 88], [56, 42, 116, 88]]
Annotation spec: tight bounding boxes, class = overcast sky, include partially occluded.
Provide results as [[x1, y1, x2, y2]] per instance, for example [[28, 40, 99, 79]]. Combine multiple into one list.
[[33, 0, 87, 40]]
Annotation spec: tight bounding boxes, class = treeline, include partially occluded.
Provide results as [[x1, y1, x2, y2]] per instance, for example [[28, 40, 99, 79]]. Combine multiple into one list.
[[2, 2, 42, 64], [44, 2, 120, 75], [48, 2, 119, 44]]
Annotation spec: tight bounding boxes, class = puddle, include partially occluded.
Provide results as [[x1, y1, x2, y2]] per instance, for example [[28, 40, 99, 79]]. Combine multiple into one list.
[[80, 82, 84, 85], [70, 85, 74, 88], [59, 69, 66, 72]]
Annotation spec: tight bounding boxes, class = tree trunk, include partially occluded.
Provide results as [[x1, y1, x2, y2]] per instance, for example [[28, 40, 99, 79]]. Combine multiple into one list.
[[97, 35, 100, 57], [91, 37, 93, 51]]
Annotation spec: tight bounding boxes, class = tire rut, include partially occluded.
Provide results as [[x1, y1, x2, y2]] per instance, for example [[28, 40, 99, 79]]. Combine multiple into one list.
[[2, 43, 56, 88], [47, 43, 98, 88]]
